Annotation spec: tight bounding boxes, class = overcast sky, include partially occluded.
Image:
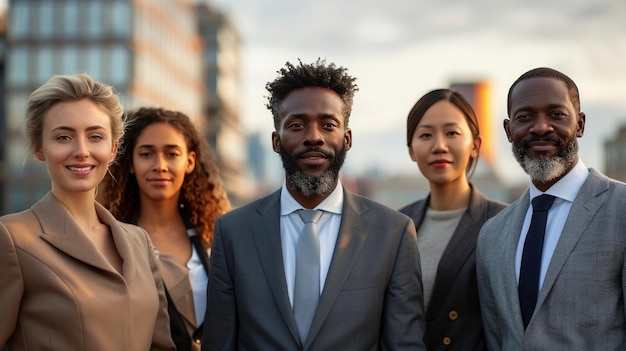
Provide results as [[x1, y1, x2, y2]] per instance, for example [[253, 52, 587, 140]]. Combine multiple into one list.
[[213, 0, 625, 184]]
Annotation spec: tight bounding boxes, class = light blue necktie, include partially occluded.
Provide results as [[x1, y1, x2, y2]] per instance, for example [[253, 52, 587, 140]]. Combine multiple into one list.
[[294, 209, 323, 343]]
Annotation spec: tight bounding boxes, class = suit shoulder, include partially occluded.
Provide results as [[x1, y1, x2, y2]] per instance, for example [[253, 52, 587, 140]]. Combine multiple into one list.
[[585, 169, 626, 199], [607, 176, 626, 193], [0, 209, 37, 225], [116, 221, 152, 245], [481, 199, 521, 230], [485, 198, 508, 215], [117, 221, 146, 235], [219, 198, 263, 218], [398, 199, 426, 216], [216, 193, 275, 225], [352, 193, 412, 222]]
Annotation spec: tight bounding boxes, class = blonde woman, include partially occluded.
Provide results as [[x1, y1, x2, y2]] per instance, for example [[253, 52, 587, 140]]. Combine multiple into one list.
[[0, 74, 175, 350]]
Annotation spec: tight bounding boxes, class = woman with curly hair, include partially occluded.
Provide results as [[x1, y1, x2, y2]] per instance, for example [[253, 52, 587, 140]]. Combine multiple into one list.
[[100, 107, 231, 351]]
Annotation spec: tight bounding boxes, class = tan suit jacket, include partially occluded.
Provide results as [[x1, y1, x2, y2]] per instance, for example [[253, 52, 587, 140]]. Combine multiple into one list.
[[0, 192, 175, 350]]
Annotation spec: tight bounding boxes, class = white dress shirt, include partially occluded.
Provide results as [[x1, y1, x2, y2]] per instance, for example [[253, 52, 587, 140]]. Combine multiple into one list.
[[187, 244, 208, 326], [280, 181, 344, 307], [515, 159, 589, 290]]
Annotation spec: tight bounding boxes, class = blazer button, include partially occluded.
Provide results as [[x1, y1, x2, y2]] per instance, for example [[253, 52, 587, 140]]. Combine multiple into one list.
[[443, 337, 451, 345], [448, 310, 458, 320]]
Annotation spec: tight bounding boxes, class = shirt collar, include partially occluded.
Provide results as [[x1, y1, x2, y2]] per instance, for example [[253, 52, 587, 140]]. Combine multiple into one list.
[[529, 158, 589, 202], [280, 179, 344, 215]]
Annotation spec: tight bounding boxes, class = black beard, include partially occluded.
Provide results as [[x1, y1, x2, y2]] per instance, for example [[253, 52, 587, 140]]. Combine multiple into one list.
[[512, 135, 578, 183], [278, 143, 347, 197]]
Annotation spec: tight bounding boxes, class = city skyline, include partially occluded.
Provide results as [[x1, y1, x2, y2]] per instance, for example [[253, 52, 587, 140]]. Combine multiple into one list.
[[212, 0, 626, 185]]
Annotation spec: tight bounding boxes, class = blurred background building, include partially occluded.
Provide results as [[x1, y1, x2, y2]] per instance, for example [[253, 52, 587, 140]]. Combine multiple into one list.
[[359, 80, 510, 209], [604, 124, 626, 183], [1, 0, 253, 213], [1, 0, 623, 215]]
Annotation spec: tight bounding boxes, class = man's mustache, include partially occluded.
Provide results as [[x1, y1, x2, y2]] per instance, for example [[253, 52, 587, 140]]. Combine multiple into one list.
[[521, 136, 563, 149], [294, 147, 334, 159]]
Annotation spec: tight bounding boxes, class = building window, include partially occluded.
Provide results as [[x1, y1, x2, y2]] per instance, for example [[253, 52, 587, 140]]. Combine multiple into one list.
[[10, 2, 30, 39], [8, 46, 29, 86], [36, 46, 54, 84], [109, 45, 130, 86], [87, 2, 103, 38], [86, 46, 102, 80], [37, 2, 55, 39], [63, 1, 80, 37], [61, 47, 79, 75], [109, 1, 132, 38]]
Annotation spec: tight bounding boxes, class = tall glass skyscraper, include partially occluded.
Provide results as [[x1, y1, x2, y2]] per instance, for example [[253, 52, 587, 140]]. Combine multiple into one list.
[[4, 0, 207, 213]]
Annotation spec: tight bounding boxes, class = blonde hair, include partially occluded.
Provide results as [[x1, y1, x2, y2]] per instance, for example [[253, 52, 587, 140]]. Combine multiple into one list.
[[25, 73, 124, 155]]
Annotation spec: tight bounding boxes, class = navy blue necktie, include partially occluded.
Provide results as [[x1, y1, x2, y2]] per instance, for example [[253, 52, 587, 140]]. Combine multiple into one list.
[[519, 194, 556, 329]]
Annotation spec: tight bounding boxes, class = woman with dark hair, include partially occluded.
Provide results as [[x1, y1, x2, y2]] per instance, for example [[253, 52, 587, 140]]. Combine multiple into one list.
[[100, 107, 231, 351], [399, 89, 507, 351]]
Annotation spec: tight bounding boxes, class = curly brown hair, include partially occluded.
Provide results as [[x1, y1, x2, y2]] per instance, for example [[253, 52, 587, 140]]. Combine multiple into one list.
[[99, 107, 231, 248]]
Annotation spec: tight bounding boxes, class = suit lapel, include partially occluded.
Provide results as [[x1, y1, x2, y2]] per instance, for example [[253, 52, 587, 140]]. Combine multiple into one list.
[[97, 201, 140, 281], [536, 170, 607, 308], [427, 188, 486, 318], [159, 254, 197, 326], [499, 191, 531, 330], [305, 189, 368, 348], [34, 193, 120, 275], [251, 190, 301, 342]]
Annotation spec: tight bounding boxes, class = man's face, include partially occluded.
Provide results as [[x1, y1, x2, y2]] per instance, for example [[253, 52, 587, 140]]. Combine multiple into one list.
[[504, 77, 585, 191], [272, 87, 352, 197]]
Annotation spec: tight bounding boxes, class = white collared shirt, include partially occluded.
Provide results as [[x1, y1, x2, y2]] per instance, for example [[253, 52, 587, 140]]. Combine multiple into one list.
[[280, 180, 344, 307], [515, 159, 589, 290]]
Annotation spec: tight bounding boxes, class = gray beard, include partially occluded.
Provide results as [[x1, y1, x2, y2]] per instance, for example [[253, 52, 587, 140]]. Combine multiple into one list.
[[278, 143, 346, 198], [287, 170, 337, 197], [512, 138, 578, 183]]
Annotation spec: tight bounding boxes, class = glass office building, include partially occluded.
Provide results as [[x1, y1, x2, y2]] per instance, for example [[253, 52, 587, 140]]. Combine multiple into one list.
[[197, 4, 254, 206], [4, 0, 205, 213]]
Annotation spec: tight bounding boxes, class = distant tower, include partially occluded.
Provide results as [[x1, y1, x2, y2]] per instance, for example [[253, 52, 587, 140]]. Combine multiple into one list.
[[449, 81, 496, 168], [196, 2, 255, 206], [604, 123, 626, 182]]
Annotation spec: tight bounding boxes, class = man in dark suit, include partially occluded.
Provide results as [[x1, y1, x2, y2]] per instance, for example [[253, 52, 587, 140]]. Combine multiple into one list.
[[202, 59, 426, 350], [477, 67, 626, 350]]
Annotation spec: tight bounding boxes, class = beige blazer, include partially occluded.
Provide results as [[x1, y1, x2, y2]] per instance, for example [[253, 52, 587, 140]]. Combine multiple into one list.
[[0, 192, 175, 350]]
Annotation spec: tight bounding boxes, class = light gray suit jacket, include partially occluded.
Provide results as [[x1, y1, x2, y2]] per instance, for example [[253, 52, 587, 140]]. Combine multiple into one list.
[[477, 169, 626, 350], [202, 187, 426, 351]]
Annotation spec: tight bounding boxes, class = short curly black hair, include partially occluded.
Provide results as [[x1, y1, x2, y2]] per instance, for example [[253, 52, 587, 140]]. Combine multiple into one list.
[[265, 58, 358, 130]]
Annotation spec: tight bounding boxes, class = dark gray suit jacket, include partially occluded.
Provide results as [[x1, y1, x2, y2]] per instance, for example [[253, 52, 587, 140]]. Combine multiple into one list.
[[400, 186, 506, 351], [202, 187, 426, 350], [477, 169, 626, 350]]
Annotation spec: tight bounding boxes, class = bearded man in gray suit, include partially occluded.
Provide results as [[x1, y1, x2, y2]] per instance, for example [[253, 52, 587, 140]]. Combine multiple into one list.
[[202, 59, 426, 351], [477, 67, 626, 350]]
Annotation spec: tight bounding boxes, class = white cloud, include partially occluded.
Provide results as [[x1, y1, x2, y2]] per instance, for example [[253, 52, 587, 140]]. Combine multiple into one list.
[[212, 0, 626, 181]]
